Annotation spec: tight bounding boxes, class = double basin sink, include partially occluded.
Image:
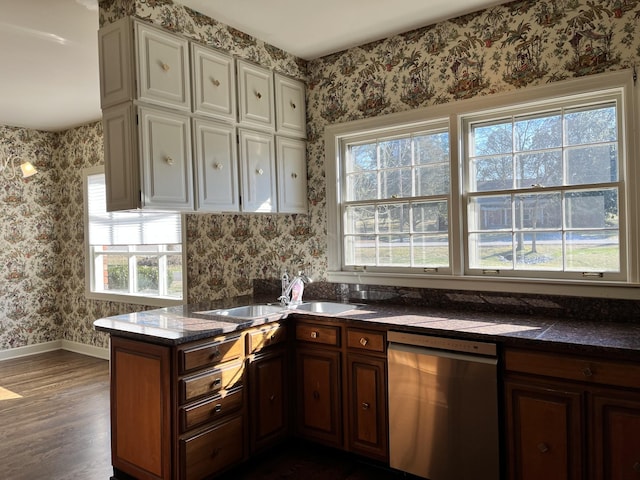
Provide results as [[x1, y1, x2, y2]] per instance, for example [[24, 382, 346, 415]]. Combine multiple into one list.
[[196, 301, 357, 320]]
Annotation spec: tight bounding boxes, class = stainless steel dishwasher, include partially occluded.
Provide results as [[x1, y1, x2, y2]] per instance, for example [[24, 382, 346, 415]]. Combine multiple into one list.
[[387, 331, 500, 480]]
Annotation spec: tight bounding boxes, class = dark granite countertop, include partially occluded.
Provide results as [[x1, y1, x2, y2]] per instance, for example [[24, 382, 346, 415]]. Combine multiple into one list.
[[93, 294, 640, 359]]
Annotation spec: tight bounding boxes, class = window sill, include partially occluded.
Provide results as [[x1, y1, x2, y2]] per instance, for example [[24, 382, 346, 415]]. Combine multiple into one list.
[[86, 291, 186, 308]]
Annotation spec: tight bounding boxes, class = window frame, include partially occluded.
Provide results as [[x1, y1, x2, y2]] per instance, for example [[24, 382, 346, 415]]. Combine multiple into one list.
[[83, 165, 187, 307], [325, 69, 640, 299]]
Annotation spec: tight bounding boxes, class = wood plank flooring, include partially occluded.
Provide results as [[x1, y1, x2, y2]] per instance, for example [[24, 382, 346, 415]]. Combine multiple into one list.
[[0, 350, 403, 480], [0, 350, 112, 480]]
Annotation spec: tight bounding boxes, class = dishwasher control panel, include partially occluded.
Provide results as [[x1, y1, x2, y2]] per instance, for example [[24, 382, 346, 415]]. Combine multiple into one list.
[[388, 330, 496, 357]]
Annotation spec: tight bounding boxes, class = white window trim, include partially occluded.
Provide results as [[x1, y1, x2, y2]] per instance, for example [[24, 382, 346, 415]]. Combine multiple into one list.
[[325, 69, 640, 300], [83, 165, 187, 307]]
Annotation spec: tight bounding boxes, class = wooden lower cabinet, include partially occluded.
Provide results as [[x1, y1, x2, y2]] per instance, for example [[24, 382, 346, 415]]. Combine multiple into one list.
[[505, 379, 584, 480]]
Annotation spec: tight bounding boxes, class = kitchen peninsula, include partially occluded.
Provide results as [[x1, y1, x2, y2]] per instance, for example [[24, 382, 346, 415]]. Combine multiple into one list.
[[95, 292, 640, 480]]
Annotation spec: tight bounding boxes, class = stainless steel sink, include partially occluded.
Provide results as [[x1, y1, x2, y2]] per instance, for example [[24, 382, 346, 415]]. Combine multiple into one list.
[[195, 304, 286, 319], [288, 301, 357, 315]]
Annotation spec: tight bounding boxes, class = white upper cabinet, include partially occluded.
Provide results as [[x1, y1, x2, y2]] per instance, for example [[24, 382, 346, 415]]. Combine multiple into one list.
[[275, 73, 306, 138], [98, 18, 134, 109], [191, 44, 236, 122], [239, 129, 276, 213], [138, 105, 194, 210], [136, 21, 190, 111], [193, 119, 239, 212], [237, 59, 275, 130], [276, 137, 307, 214]]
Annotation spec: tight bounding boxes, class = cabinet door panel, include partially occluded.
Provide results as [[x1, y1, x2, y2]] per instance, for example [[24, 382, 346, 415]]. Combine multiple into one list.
[[237, 59, 274, 129], [275, 73, 306, 138], [296, 348, 341, 447], [347, 354, 388, 461], [193, 119, 239, 212], [192, 44, 236, 121], [505, 380, 583, 480], [592, 393, 640, 480], [98, 17, 133, 108], [136, 22, 190, 111], [276, 136, 307, 214], [139, 106, 193, 210], [238, 129, 276, 212]]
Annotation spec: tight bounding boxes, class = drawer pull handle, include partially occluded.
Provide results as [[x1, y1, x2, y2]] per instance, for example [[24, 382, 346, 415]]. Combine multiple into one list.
[[214, 404, 222, 413], [255, 91, 262, 99], [582, 367, 593, 377], [211, 378, 222, 389], [360, 337, 369, 346], [161, 62, 170, 72], [310, 331, 318, 339], [211, 78, 220, 86], [210, 447, 221, 458], [633, 462, 640, 472], [210, 349, 221, 359], [361, 402, 370, 410], [537, 442, 549, 453], [312, 390, 320, 400]]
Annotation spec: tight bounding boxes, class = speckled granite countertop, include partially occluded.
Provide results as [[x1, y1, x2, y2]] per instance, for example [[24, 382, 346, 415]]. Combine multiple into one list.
[[93, 294, 640, 359]]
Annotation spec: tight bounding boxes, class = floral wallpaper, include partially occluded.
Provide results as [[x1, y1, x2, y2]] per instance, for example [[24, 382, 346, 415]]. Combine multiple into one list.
[[2, 0, 640, 352]]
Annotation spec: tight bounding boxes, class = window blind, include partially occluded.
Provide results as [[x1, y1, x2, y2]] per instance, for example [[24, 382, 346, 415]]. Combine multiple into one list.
[[87, 173, 182, 245]]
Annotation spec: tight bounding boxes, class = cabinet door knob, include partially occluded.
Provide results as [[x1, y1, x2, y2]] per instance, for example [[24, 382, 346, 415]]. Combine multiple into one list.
[[310, 331, 318, 339], [360, 337, 369, 346], [161, 62, 170, 72], [165, 156, 174, 166], [291, 172, 298, 179], [256, 168, 264, 175], [582, 367, 593, 377], [211, 78, 220, 86], [214, 162, 223, 170], [214, 404, 222, 413], [210, 349, 220, 359], [211, 378, 222, 389], [269, 394, 276, 402], [255, 91, 262, 99], [210, 447, 221, 458], [361, 402, 370, 410], [537, 442, 549, 453], [290, 101, 296, 109], [633, 462, 640, 472], [312, 390, 320, 400]]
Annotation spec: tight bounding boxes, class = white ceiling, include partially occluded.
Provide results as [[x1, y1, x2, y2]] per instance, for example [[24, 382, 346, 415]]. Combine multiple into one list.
[[0, 0, 508, 132]]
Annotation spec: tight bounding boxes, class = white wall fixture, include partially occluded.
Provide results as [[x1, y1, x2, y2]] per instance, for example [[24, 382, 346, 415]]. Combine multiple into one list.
[[0, 153, 37, 180]]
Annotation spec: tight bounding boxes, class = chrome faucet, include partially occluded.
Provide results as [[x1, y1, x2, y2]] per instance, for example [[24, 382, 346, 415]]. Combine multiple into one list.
[[278, 271, 310, 306]]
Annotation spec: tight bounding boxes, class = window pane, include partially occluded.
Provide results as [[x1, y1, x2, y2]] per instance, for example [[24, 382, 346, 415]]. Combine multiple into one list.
[[514, 232, 563, 271], [514, 113, 562, 152], [468, 232, 513, 269], [416, 164, 449, 196], [381, 168, 412, 198], [348, 143, 377, 172], [136, 256, 159, 295], [472, 121, 512, 155], [345, 235, 375, 265], [167, 255, 183, 297], [412, 234, 449, 267], [380, 138, 411, 168], [345, 205, 375, 234], [565, 189, 618, 229], [378, 235, 410, 265], [566, 144, 618, 185], [347, 172, 378, 201], [565, 231, 620, 272], [472, 155, 513, 191], [565, 105, 616, 145], [415, 132, 449, 164], [515, 151, 562, 188], [468, 195, 512, 231], [377, 204, 410, 233], [413, 201, 448, 233], [103, 255, 129, 293], [514, 193, 562, 230]]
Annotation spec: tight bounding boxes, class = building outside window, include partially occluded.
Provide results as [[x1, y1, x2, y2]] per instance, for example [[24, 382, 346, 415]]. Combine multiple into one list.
[[83, 166, 186, 306]]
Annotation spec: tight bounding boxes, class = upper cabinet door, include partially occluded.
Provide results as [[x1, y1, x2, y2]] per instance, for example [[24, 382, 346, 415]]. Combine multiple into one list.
[[237, 59, 274, 130], [275, 73, 306, 138], [139, 105, 194, 210], [276, 137, 307, 214], [98, 17, 134, 109], [239, 129, 276, 213], [191, 44, 236, 122], [136, 22, 190, 111], [193, 118, 239, 212]]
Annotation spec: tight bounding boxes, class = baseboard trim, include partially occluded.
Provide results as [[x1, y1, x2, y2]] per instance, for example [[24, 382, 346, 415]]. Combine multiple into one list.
[[0, 340, 109, 362]]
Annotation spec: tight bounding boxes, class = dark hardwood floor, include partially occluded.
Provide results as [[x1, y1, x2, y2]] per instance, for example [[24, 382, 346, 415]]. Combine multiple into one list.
[[0, 350, 112, 480], [0, 350, 403, 480]]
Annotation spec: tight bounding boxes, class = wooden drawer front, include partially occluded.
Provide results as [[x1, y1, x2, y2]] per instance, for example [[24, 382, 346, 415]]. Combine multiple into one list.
[[505, 349, 640, 389], [296, 323, 340, 346], [179, 335, 243, 374], [181, 414, 244, 480], [347, 329, 385, 353], [248, 324, 287, 354], [180, 361, 244, 404], [179, 387, 243, 433]]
